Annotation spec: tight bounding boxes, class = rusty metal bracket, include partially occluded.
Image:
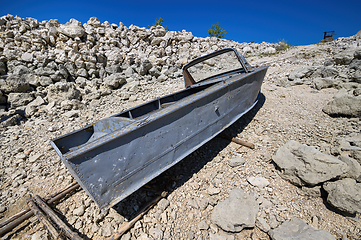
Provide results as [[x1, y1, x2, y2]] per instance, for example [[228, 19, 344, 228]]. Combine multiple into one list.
[[323, 31, 335, 40]]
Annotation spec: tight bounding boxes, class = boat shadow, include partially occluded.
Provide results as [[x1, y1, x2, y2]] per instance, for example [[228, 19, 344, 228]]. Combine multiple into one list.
[[112, 92, 266, 220]]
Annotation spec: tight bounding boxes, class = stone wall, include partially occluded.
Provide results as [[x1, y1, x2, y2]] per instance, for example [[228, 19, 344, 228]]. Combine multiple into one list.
[[0, 14, 280, 113]]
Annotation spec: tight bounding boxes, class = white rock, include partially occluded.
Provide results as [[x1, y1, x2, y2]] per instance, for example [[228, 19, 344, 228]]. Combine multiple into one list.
[[247, 176, 270, 188]]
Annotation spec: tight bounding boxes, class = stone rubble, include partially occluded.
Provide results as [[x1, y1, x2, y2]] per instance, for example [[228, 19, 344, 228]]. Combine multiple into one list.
[[269, 217, 336, 240], [0, 14, 361, 240]]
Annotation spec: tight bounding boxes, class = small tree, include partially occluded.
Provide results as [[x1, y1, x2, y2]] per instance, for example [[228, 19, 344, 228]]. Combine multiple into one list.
[[208, 22, 226, 38], [152, 17, 169, 31]]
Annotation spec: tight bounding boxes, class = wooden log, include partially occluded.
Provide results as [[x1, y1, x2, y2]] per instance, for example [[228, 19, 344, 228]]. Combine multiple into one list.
[[33, 195, 82, 240], [26, 197, 61, 240], [0, 182, 79, 237], [230, 137, 255, 149], [109, 191, 167, 240], [0, 208, 30, 229], [220, 134, 255, 149]]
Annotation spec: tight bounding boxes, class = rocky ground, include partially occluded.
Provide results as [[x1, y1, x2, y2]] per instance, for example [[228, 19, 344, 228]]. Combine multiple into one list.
[[0, 14, 361, 240]]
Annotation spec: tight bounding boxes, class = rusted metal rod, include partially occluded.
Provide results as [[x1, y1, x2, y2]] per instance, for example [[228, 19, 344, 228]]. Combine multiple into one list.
[[33, 195, 82, 240], [0, 182, 80, 237], [109, 191, 167, 240], [220, 134, 255, 149], [27, 197, 61, 240]]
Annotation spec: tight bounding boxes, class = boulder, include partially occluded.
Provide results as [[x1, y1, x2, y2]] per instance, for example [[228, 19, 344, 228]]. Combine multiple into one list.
[[103, 73, 126, 89], [269, 217, 335, 240], [354, 48, 361, 59], [310, 66, 338, 78], [288, 67, 316, 81], [12, 65, 30, 76], [263, 47, 276, 54], [312, 78, 338, 90], [57, 19, 85, 38], [349, 59, 361, 71], [210, 188, 258, 232], [323, 178, 361, 215], [151, 26, 166, 37], [0, 74, 31, 93], [21, 52, 33, 62], [243, 46, 253, 54], [47, 82, 82, 104], [322, 95, 361, 117], [27, 96, 45, 107], [272, 140, 349, 186], [39, 76, 54, 87], [333, 48, 357, 65], [338, 155, 361, 182], [87, 17, 101, 27], [0, 114, 22, 127], [7, 93, 34, 108]]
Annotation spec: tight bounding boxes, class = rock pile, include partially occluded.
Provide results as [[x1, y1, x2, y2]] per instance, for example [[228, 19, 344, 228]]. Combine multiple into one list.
[[272, 140, 361, 216], [282, 45, 361, 118], [1, 13, 361, 240], [0, 14, 284, 125]]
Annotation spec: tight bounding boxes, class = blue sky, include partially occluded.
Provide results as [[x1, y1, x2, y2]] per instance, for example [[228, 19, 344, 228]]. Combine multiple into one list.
[[2, 0, 361, 46]]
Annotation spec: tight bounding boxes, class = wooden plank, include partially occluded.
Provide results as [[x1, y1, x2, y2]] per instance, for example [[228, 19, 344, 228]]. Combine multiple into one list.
[[33, 195, 82, 240], [27, 198, 61, 240]]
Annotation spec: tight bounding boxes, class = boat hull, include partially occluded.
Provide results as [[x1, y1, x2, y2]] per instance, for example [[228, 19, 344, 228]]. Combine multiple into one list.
[[51, 66, 268, 209]]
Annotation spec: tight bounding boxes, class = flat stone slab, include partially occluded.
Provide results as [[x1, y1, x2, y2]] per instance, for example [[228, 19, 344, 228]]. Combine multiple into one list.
[[269, 217, 335, 240], [247, 176, 270, 188], [210, 188, 258, 232]]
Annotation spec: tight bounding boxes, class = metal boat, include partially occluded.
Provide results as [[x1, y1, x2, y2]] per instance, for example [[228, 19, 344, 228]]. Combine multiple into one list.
[[51, 48, 269, 209]]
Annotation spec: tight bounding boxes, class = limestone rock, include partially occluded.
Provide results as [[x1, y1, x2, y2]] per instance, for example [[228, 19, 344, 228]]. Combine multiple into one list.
[[57, 18, 85, 38], [334, 48, 357, 65], [311, 66, 338, 78], [103, 73, 126, 89], [210, 188, 258, 232], [227, 157, 245, 167], [256, 216, 271, 232], [269, 217, 335, 240], [149, 227, 163, 240], [288, 67, 316, 81], [209, 233, 235, 240], [312, 77, 337, 90], [27, 96, 45, 107], [8, 92, 34, 108], [322, 95, 361, 117], [323, 178, 361, 215], [0, 74, 30, 93], [272, 140, 349, 186], [247, 176, 270, 188], [264, 47, 276, 54], [47, 82, 82, 104], [338, 155, 361, 182], [73, 205, 85, 216]]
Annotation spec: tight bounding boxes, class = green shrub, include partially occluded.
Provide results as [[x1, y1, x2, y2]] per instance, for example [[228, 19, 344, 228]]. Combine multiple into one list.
[[275, 39, 290, 52], [208, 22, 226, 38], [151, 17, 169, 31]]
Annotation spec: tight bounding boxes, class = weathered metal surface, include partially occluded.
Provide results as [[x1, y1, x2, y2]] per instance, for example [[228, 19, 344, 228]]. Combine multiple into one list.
[[50, 48, 269, 209]]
